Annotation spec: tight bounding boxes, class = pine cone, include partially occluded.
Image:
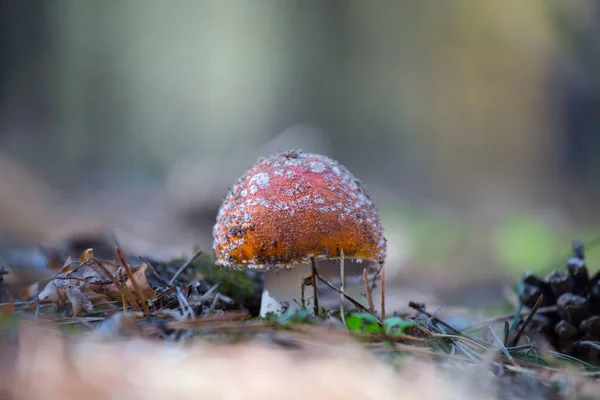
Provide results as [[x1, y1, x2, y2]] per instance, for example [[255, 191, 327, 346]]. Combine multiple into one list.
[[517, 240, 600, 363]]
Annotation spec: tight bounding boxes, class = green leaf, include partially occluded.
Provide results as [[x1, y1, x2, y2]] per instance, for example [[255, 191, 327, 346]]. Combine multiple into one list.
[[346, 313, 382, 334], [383, 316, 416, 335]]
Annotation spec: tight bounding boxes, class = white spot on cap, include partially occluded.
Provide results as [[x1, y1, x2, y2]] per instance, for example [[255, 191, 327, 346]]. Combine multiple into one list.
[[249, 172, 270, 189], [309, 161, 326, 173]]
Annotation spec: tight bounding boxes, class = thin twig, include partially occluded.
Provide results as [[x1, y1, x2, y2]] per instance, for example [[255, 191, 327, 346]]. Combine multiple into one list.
[[300, 276, 307, 310], [206, 293, 232, 315], [169, 249, 203, 286], [189, 283, 232, 305], [510, 293, 543, 347], [339, 250, 346, 327], [363, 268, 376, 313], [315, 271, 376, 317], [310, 257, 319, 315], [370, 263, 383, 293], [139, 256, 170, 286], [380, 262, 386, 322]]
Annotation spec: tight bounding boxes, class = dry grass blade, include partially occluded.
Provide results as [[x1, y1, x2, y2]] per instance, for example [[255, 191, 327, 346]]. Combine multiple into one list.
[[488, 326, 517, 366], [116, 246, 149, 316], [429, 334, 488, 352], [409, 302, 489, 347], [363, 268, 376, 314]]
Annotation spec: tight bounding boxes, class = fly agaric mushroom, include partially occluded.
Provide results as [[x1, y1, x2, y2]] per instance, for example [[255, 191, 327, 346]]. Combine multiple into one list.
[[213, 149, 386, 317]]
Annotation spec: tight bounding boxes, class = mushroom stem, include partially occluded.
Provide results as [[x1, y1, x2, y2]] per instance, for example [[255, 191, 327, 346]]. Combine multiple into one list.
[[258, 259, 371, 318], [260, 263, 314, 317]]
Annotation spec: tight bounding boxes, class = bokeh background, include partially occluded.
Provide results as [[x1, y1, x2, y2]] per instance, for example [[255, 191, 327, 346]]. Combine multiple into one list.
[[2, 0, 600, 309]]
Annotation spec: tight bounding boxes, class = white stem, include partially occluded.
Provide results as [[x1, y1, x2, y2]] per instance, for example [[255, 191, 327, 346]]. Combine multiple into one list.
[[258, 259, 376, 318], [260, 263, 313, 317]]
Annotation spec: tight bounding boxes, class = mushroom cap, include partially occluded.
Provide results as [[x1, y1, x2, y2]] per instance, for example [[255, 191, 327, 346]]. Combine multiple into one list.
[[212, 150, 386, 270]]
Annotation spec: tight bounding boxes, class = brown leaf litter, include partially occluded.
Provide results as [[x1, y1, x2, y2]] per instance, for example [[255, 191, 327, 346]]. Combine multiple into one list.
[[37, 249, 156, 317]]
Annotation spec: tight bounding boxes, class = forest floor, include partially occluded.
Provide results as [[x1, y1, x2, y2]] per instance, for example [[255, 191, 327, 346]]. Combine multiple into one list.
[[0, 242, 599, 400]]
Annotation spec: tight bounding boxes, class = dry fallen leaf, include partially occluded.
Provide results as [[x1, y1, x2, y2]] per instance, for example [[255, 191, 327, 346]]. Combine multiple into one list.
[[80, 248, 94, 263], [38, 250, 156, 316], [125, 263, 155, 301]]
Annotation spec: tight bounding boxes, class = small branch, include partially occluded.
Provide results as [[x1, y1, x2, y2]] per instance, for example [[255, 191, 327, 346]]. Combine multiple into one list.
[[169, 249, 203, 286], [363, 268, 376, 314], [510, 293, 543, 347]]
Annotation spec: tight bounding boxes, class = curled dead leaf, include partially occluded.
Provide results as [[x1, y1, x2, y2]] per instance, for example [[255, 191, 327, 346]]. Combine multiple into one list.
[[38, 255, 156, 316], [125, 263, 156, 301], [80, 248, 94, 263]]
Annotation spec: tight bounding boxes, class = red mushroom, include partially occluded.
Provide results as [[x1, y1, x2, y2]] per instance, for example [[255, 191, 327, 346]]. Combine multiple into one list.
[[213, 149, 386, 316]]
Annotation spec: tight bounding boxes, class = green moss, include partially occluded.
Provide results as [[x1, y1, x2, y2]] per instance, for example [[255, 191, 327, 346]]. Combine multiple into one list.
[[167, 253, 262, 308]]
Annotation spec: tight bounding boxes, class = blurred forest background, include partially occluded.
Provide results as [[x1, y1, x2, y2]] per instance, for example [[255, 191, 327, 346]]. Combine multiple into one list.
[[2, 0, 600, 309]]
